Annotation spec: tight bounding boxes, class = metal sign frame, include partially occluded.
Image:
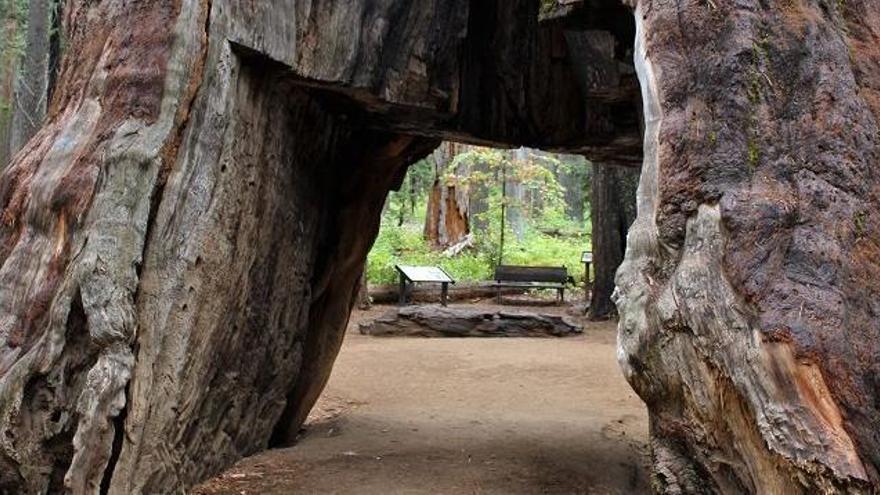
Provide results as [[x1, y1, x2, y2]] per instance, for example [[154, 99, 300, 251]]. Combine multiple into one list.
[[394, 265, 456, 306]]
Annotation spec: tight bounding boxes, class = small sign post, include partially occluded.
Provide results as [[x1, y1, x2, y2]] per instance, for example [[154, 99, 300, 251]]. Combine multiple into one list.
[[581, 251, 593, 304], [395, 265, 456, 307]]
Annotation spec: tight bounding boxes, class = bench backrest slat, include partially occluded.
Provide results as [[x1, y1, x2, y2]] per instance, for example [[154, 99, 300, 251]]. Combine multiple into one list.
[[494, 265, 567, 283]]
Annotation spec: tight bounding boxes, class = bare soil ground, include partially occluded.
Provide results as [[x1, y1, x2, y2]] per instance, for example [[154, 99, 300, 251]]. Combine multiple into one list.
[[195, 302, 650, 495]]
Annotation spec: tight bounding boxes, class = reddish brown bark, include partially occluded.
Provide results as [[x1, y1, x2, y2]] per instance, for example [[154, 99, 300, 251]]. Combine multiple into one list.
[[2, 0, 877, 493], [424, 142, 470, 248], [19, 1, 880, 494], [616, 0, 880, 492]]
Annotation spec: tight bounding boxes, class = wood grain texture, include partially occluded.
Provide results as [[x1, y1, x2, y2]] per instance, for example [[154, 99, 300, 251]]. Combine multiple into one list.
[[0, 2, 635, 491], [4, 0, 875, 494], [616, 0, 880, 492]]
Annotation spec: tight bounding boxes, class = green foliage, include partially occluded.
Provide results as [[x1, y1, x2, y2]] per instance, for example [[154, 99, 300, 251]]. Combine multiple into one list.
[[367, 146, 593, 286], [0, 0, 30, 61], [451, 147, 586, 262], [539, 0, 559, 16], [747, 139, 760, 169], [503, 229, 591, 281], [367, 221, 494, 285], [384, 157, 434, 227], [854, 210, 867, 238], [367, 219, 591, 286]]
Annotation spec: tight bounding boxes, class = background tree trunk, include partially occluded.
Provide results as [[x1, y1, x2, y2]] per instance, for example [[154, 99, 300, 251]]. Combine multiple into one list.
[[424, 142, 470, 248], [0, 1, 22, 169], [506, 148, 527, 242], [588, 162, 637, 320], [558, 155, 588, 223], [468, 155, 490, 232], [357, 267, 371, 310], [9, 0, 51, 156]]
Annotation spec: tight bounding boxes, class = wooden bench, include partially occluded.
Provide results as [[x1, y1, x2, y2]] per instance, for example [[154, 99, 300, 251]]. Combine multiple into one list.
[[493, 265, 569, 303]]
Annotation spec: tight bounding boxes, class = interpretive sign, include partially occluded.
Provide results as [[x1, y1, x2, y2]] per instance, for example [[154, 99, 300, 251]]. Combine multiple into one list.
[[395, 265, 455, 306]]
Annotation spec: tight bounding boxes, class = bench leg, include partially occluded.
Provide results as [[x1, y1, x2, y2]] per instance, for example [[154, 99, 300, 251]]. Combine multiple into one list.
[[441, 282, 449, 307], [496, 286, 501, 304], [558, 288, 564, 304]]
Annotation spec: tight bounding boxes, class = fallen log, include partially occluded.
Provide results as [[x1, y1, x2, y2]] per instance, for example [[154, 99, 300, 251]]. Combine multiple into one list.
[[368, 281, 526, 304], [359, 305, 583, 338]]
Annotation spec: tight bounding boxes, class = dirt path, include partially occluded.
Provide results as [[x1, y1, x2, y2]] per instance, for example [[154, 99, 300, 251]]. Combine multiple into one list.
[[196, 305, 650, 494]]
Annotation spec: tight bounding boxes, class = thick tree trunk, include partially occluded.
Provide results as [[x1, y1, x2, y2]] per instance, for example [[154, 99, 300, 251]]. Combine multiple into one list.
[[0, 2, 643, 492], [588, 162, 637, 320], [8, 1, 876, 494], [356, 268, 371, 310], [616, 0, 880, 492]]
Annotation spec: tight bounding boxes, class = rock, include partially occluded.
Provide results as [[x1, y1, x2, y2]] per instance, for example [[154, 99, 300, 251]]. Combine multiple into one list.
[[359, 306, 583, 338]]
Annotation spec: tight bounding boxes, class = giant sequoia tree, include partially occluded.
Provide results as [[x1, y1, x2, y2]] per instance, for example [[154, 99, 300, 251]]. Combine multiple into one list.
[[616, 0, 880, 492], [0, 1, 876, 494]]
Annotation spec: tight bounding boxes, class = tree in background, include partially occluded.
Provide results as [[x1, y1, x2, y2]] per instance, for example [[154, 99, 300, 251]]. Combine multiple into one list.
[[0, 0, 58, 169], [424, 141, 470, 248], [452, 146, 568, 264], [368, 143, 590, 287], [505, 148, 527, 242], [588, 163, 638, 320], [383, 155, 433, 227], [0, 0, 26, 167], [555, 154, 591, 223], [10, 0, 55, 155]]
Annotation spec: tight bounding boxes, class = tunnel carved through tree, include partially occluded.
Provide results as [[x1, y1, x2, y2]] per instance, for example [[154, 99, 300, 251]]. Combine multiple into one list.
[[0, 1, 877, 494]]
